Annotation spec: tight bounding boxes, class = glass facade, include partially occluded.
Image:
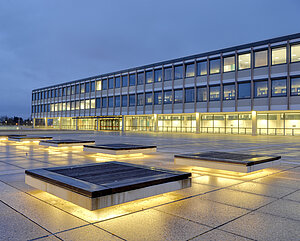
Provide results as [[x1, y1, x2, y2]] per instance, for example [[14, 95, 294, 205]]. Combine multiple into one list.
[[137, 72, 144, 85], [108, 78, 114, 89], [164, 67, 172, 81], [174, 89, 183, 103], [129, 74, 136, 86], [146, 71, 153, 84], [291, 44, 300, 62], [223, 84, 235, 100], [145, 92, 153, 105], [129, 94, 135, 106], [154, 91, 162, 105], [255, 50, 268, 67], [115, 77, 121, 88], [197, 61, 207, 76], [164, 90, 172, 104], [108, 96, 113, 107], [137, 93, 144, 106], [209, 59, 220, 74], [291, 77, 300, 96], [238, 53, 251, 70], [254, 80, 268, 98], [115, 96, 120, 107], [174, 65, 183, 79], [102, 79, 107, 90], [122, 95, 127, 107], [223, 56, 235, 72], [154, 69, 162, 82], [209, 86, 220, 101], [272, 79, 287, 97], [185, 63, 195, 77], [122, 75, 128, 87], [272, 47, 286, 65], [185, 88, 194, 103], [238, 82, 251, 99], [197, 86, 207, 102]]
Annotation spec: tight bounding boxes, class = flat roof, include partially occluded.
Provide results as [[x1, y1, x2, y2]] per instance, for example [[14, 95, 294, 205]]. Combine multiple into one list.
[[33, 32, 300, 91]]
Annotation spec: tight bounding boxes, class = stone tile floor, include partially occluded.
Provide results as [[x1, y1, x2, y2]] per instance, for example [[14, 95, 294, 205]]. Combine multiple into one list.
[[0, 131, 299, 240]]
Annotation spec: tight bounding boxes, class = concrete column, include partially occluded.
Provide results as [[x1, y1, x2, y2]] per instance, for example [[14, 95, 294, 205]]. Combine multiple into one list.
[[196, 112, 200, 134], [121, 116, 125, 132], [96, 119, 99, 131], [33, 118, 36, 128], [252, 111, 257, 136], [153, 114, 158, 132], [44, 118, 48, 128], [75, 119, 78, 130]]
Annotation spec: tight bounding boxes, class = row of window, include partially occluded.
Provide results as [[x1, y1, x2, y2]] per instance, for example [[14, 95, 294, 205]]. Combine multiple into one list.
[[33, 44, 300, 101], [32, 77, 300, 113]]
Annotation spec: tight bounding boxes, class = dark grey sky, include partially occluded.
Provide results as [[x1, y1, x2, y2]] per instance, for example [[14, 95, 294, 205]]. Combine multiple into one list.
[[1, 0, 299, 118]]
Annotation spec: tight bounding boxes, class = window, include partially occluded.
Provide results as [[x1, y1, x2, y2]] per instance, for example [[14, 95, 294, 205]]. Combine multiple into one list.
[[102, 79, 108, 90], [255, 50, 268, 67], [272, 79, 286, 97], [96, 81, 101, 91], [71, 101, 75, 110], [80, 100, 85, 110], [254, 80, 268, 98], [209, 86, 220, 101], [115, 77, 120, 88], [129, 94, 135, 106], [137, 72, 144, 85], [238, 53, 251, 70], [67, 86, 71, 95], [174, 65, 183, 79], [146, 71, 153, 84], [291, 77, 300, 96], [197, 61, 207, 76], [85, 82, 90, 93], [209, 59, 220, 74], [129, 74, 136, 86], [145, 92, 153, 105], [164, 90, 172, 104], [108, 78, 114, 89], [55, 89, 58, 97], [115, 96, 120, 107], [154, 69, 162, 82], [185, 88, 195, 103], [238, 82, 251, 99], [51, 89, 54, 97], [58, 88, 62, 97], [102, 97, 107, 108], [62, 87, 66, 96], [137, 93, 144, 106], [90, 82, 95, 92], [154, 91, 162, 105], [91, 99, 95, 109], [223, 56, 235, 72], [122, 95, 127, 107], [108, 96, 113, 107], [80, 84, 85, 93], [272, 47, 286, 65], [75, 101, 80, 110], [223, 84, 235, 100], [122, 75, 128, 87], [48, 90, 51, 98], [185, 63, 195, 77], [85, 99, 90, 109], [174, 89, 183, 103], [164, 67, 172, 81], [96, 98, 101, 108], [197, 86, 207, 102], [291, 44, 300, 63]]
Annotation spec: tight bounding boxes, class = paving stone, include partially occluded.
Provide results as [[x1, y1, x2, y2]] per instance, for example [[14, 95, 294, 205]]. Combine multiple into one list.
[[252, 175, 300, 189], [97, 209, 209, 241], [191, 229, 253, 241], [283, 190, 300, 202], [221, 211, 300, 241]]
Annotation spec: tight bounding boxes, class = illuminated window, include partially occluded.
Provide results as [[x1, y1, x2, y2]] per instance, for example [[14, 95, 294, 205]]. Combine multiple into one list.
[[96, 81, 101, 91], [145, 92, 153, 105], [67, 86, 71, 95], [154, 69, 162, 82], [223, 56, 235, 72], [115, 77, 120, 88], [291, 77, 300, 96], [174, 89, 183, 103], [209, 85, 220, 101], [197, 86, 207, 102], [164, 90, 172, 104], [80, 84, 85, 93], [102, 79, 107, 90], [272, 79, 286, 97], [102, 97, 107, 108], [108, 97, 113, 107], [254, 80, 268, 98], [185, 63, 195, 77], [85, 100, 90, 109], [129, 94, 135, 106], [91, 99, 95, 109], [80, 100, 85, 109], [272, 47, 286, 65], [137, 93, 144, 106], [108, 78, 114, 89], [238, 82, 251, 99], [96, 98, 101, 108], [121, 95, 127, 107], [122, 75, 128, 87], [210, 59, 220, 74], [197, 61, 207, 76], [71, 101, 75, 110], [115, 96, 120, 107], [62, 102, 66, 111], [164, 67, 172, 81], [185, 88, 195, 103], [129, 74, 136, 86], [75, 101, 80, 110], [154, 91, 162, 105], [137, 72, 144, 85], [66, 102, 70, 111], [174, 65, 183, 79], [255, 50, 268, 67], [291, 44, 300, 63], [238, 53, 251, 70], [223, 84, 235, 100], [146, 71, 153, 84]]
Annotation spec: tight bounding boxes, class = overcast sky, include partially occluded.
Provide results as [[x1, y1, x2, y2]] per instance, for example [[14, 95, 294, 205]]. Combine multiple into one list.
[[0, 0, 299, 118]]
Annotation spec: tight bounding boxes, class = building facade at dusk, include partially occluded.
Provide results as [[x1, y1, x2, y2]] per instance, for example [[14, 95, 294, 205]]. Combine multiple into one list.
[[32, 33, 300, 135]]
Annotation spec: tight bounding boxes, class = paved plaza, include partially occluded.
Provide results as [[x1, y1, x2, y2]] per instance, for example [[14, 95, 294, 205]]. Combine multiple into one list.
[[0, 131, 300, 240]]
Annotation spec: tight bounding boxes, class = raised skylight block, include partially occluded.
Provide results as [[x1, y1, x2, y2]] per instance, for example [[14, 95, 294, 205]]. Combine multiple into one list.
[[40, 139, 95, 147]]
